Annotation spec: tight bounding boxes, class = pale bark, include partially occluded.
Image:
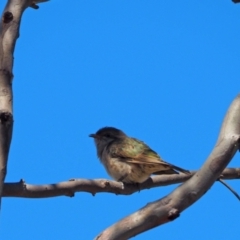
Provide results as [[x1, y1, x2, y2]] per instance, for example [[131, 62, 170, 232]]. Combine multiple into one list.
[[0, 0, 48, 207], [1, 1, 239, 239], [2, 167, 240, 198]]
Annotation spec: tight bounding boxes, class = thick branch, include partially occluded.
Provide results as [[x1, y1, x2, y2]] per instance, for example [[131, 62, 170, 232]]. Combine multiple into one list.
[[0, 0, 24, 207], [95, 94, 240, 240], [0, 0, 49, 207], [2, 167, 240, 198]]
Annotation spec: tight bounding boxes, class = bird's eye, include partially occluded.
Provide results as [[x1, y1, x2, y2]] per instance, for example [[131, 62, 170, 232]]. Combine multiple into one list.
[[105, 133, 114, 138]]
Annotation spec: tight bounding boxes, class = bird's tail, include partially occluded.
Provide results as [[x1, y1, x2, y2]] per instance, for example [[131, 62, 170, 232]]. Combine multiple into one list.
[[168, 163, 191, 175], [153, 169, 179, 175], [153, 164, 190, 175]]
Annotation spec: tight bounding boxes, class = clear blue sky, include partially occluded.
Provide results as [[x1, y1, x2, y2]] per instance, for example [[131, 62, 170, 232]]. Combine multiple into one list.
[[0, 1, 240, 239]]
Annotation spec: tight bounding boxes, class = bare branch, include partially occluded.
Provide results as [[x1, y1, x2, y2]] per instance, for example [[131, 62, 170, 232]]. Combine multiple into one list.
[[1, 167, 239, 198], [0, 0, 49, 208], [95, 94, 240, 240], [0, 0, 23, 207]]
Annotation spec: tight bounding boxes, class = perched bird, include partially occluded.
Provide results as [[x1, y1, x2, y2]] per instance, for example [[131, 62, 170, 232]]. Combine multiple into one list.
[[89, 127, 190, 184]]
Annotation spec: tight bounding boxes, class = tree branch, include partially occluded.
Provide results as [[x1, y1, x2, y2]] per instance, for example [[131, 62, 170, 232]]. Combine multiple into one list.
[[1, 167, 239, 198], [95, 94, 240, 240], [0, 0, 49, 208], [0, 0, 23, 207]]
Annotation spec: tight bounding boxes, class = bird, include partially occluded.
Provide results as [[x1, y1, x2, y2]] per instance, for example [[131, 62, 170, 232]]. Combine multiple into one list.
[[89, 127, 190, 184]]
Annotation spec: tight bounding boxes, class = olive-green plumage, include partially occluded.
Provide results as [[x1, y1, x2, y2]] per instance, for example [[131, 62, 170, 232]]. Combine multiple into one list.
[[89, 127, 190, 183]]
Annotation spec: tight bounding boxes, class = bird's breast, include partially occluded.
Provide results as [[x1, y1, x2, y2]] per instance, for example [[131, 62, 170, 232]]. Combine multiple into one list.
[[100, 153, 150, 183]]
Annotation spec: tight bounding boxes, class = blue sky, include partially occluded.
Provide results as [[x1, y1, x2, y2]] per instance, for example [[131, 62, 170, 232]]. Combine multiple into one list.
[[0, 1, 240, 239]]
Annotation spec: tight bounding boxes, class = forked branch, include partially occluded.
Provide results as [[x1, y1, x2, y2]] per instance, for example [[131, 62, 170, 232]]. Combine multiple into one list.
[[95, 94, 240, 240]]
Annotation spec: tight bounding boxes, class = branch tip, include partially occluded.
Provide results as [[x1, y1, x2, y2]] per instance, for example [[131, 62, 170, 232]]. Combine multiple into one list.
[[30, 4, 39, 9], [29, 0, 50, 9], [19, 179, 25, 184]]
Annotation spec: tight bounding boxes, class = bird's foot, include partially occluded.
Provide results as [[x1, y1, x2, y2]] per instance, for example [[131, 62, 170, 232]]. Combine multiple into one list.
[[117, 175, 141, 192], [133, 182, 141, 192], [121, 182, 141, 192]]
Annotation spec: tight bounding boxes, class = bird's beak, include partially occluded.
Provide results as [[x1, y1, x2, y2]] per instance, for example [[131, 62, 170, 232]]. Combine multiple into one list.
[[89, 133, 97, 138]]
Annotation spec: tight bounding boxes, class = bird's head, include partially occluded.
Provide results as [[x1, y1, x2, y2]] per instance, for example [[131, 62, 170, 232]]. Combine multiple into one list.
[[89, 127, 126, 146]]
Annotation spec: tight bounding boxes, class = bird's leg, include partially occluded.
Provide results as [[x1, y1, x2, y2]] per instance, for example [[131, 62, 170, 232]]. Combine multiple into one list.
[[117, 174, 128, 182], [117, 174, 141, 192], [117, 174, 128, 190], [135, 182, 141, 192], [217, 177, 240, 201]]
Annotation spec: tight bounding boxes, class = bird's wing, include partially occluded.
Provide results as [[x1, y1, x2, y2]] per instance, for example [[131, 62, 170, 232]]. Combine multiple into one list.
[[109, 137, 169, 166], [109, 137, 190, 174]]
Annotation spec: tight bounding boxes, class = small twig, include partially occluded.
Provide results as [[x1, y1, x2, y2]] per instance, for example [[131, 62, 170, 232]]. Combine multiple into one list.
[[218, 178, 240, 201]]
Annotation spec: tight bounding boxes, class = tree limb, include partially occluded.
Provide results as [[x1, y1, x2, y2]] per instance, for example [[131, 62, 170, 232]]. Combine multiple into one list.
[[1, 167, 240, 198], [0, 0, 22, 208], [0, 0, 49, 208], [95, 94, 240, 240]]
